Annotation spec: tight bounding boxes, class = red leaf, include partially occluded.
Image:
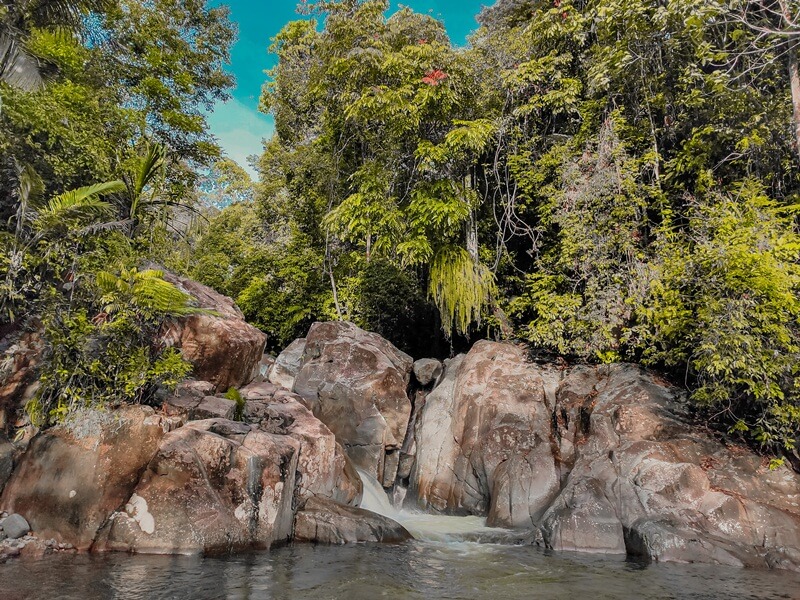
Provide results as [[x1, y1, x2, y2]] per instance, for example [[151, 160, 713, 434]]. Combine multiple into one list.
[[422, 69, 448, 86]]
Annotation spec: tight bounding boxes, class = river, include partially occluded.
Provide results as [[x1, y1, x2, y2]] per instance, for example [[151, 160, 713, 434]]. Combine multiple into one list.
[[1, 472, 798, 599], [1, 541, 799, 599]]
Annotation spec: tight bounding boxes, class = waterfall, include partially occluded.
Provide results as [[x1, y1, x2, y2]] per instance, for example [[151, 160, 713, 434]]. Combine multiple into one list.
[[355, 469, 524, 544]]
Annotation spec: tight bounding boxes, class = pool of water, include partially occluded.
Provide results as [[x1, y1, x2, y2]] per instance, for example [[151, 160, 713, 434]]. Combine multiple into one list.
[[0, 541, 799, 600]]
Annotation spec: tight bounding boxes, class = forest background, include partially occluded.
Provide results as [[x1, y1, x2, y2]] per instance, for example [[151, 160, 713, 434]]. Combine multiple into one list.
[[2, 0, 800, 463]]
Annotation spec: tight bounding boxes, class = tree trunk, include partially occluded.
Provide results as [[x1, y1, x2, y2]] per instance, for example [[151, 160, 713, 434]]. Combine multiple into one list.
[[777, 0, 800, 162], [788, 41, 800, 164]]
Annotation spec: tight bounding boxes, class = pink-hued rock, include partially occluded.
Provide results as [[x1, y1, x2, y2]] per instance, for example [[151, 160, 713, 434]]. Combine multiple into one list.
[[240, 383, 361, 506], [94, 419, 298, 555], [158, 270, 267, 392], [0, 406, 168, 550], [410, 342, 559, 521], [407, 341, 800, 571], [292, 322, 413, 485]]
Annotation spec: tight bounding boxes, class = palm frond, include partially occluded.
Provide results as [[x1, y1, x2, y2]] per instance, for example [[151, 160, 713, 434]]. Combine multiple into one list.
[[95, 267, 198, 319], [0, 33, 44, 91], [28, 0, 112, 29], [33, 180, 124, 233], [131, 142, 166, 201]]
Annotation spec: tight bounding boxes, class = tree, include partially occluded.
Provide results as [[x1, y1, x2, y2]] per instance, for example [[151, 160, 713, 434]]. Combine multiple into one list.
[[726, 0, 800, 161], [261, 1, 498, 337], [196, 158, 255, 210]]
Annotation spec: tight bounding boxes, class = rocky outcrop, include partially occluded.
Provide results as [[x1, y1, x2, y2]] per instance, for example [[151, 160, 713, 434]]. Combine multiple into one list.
[[407, 341, 800, 571], [0, 328, 43, 431], [268, 338, 306, 390], [159, 270, 267, 392], [410, 342, 560, 520], [94, 419, 299, 554], [0, 406, 170, 550], [294, 496, 411, 544], [293, 321, 413, 486], [240, 381, 361, 506], [3, 321, 799, 569], [538, 364, 800, 570], [0, 379, 363, 554]]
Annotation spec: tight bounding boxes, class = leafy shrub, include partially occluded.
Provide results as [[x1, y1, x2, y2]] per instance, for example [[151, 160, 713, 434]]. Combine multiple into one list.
[[639, 186, 800, 451], [29, 310, 191, 426], [27, 267, 195, 427]]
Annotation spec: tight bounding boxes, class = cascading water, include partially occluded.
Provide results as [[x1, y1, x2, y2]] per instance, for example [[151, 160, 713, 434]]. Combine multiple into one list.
[[355, 469, 524, 544]]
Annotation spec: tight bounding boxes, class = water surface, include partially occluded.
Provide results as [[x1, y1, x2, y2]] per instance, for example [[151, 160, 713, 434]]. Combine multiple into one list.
[[1, 542, 799, 600]]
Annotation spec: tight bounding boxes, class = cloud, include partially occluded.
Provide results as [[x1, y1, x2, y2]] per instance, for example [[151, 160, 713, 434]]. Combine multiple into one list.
[[206, 97, 274, 178]]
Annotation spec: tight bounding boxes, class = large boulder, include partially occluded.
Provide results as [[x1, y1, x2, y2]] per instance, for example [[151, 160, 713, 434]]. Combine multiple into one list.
[[94, 419, 299, 555], [0, 406, 169, 550], [410, 341, 560, 521], [292, 322, 413, 486], [539, 365, 800, 569], [407, 341, 800, 571], [294, 496, 411, 544], [158, 270, 267, 392]]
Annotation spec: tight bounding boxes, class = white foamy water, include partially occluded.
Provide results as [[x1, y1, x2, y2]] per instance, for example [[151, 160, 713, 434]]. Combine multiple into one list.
[[355, 468, 515, 543]]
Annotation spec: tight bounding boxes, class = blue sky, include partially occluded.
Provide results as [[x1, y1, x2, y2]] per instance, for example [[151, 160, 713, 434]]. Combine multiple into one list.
[[207, 0, 487, 177]]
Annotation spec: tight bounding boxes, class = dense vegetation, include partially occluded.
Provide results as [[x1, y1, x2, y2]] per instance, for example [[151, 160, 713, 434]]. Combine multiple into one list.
[[2, 0, 799, 459], [0, 0, 236, 423]]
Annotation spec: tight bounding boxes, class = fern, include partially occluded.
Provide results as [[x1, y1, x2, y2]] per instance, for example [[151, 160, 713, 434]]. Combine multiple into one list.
[[428, 245, 496, 337], [96, 267, 196, 321]]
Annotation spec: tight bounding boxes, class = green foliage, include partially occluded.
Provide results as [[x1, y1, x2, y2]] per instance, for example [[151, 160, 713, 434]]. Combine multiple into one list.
[[258, 0, 496, 338], [95, 267, 196, 320], [239, 0, 800, 455], [509, 122, 650, 360], [639, 186, 800, 450], [225, 387, 246, 422], [429, 246, 496, 337], [29, 309, 192, 427]]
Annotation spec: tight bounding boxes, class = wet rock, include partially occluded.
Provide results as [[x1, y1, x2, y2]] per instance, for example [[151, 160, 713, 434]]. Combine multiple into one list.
[[293, 321, 413, 484], [412, 359, 442, 387], [0, 406, 168, 550], [158, 269, 267, 392], [1, 514, 29, 539], [94, 419, 299, 555], [268, 338, 306, 390], [293, 496, 411, 544]]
